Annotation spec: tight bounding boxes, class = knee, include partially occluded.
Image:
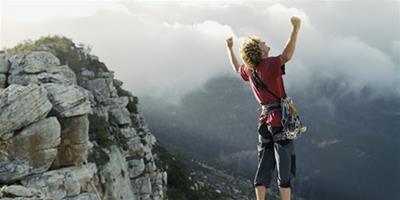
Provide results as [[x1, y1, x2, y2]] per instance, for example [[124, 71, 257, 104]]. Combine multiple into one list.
[[279, 182, 292, 188], [278, 179, 293, 188], [254, 183, 269, 189]]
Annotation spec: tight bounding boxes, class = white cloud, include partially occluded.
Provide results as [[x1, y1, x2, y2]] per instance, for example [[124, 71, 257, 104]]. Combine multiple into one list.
[[1, 1, 399, 103], [1, 1, 129, 24]]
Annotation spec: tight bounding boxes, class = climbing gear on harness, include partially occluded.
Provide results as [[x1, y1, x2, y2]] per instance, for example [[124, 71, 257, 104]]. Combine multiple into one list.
[[251, 67, 308, 140], [280, 97, 307, 140]]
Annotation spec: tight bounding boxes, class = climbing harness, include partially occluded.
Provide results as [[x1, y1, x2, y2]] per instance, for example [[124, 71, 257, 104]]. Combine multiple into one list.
[[251, 67, 307, 140]]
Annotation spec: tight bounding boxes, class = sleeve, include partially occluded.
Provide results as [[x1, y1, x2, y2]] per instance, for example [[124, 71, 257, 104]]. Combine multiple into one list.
[[270, 55, 286, 78], [239, 64, 249, 81]]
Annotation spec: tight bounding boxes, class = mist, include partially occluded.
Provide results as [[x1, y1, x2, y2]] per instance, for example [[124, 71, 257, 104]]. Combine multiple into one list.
[[2, 0, 399, 103]]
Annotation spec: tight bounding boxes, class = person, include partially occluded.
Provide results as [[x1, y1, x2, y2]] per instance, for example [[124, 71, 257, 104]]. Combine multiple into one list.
[[225, 16, 301, 200]]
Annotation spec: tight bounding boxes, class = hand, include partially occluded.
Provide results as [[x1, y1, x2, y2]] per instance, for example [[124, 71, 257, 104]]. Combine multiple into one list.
[[290, 16, 301, 30], [226, 37, 233, 49]]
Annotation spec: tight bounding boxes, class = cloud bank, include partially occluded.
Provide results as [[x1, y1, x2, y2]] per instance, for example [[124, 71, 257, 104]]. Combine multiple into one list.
[[2, 1, 399, 103]]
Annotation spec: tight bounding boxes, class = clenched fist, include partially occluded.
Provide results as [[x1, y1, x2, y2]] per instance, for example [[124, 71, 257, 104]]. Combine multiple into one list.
[[226, 37, 233, 49], [291, 16, 301, 30]]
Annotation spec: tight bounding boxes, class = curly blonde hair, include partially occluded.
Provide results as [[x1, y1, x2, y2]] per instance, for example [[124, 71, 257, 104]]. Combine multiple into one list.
[[240, 36, 262, 70]]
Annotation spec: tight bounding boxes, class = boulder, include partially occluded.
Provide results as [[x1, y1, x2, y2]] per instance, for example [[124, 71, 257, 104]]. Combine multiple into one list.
[[131, 174, 152, 196], [0, 74, 7, 88], [109, 108, 131, 126], [0, 54, 10, 73], [7, 52, 76, 85], [43, 83, 91, 117], [99, 146, 136, 200], [83, 78, 118, 103], [0, 84, 52, 137], [127, 159, 145, 178], [0, 117, 61, 183], [8, 52, 60, 85], [21, 163, 97, 200], [63, 193, 99, 200], [52, 115, 89, 168], [0, 185, 42, 198]]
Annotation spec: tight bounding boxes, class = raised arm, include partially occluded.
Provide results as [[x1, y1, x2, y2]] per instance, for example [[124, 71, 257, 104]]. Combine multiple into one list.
[[226, 37, 241, 73], [281, 16, 301, 64]]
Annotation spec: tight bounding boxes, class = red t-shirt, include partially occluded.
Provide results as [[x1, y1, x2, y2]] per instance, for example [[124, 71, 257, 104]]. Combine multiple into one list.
[[239, 55, 287, 127]]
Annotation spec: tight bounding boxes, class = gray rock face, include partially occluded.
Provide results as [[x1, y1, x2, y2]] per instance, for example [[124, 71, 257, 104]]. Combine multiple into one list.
[[0, 54, 10, 73], [21, 163, 97, 200], [8, 52, 60, 85], [0, 84, 53, 137], [1, 48, 167, 199], [0, 159, 33, 183], [131, 175, 152, 196], [0, 185, 42, 198], [127, 159, 145, 178], [109, 107, 131, 126], [43, 83, 91, 117], [46, 65, 77, 84], [0, 117, 60, 183], [7, 52, 76, 85], [84, 78, 118, 103], [99, 146, 136, 200], [52, 115, 89, 168], [0, 74, 7, 88], [63, 193, 99, 200]]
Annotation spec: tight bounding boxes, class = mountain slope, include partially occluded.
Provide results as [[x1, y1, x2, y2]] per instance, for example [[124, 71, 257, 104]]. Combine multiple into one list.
[[141, 75, 400, 200]]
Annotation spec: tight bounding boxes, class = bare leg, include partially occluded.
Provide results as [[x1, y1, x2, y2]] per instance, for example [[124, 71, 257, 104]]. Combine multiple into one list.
[[279, 187, 291, 200], [255, 185, 268, 200]]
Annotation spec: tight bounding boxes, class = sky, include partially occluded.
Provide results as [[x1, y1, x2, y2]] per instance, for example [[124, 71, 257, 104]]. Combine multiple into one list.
[[1, 0, 399, 103]]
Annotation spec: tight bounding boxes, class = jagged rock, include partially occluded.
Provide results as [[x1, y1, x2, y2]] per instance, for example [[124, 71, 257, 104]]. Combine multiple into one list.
[[90, 106, 109, 122], [0, 54, 10, 73], [0, 159, 33, 184], [127, 159, 145, 178], [0, 117, 61, 183], [143, 134, 157, 147], [119, 127, 137, 139], [103, 96, 129, 107], [131, 174, 152, 196], [52, 115, 89, 168], [143, 145, 153, 162], [0, 74, 7, 88], [43, 83, 91, 117], [97, 71, 114, 79], [80, 68, 95, 80], [21, 163, 97, 200], [1, 43, 167, 199], [124, 136, 145, 158], [145, 161, 156, 174], [109, 107, 131, 126], [7, 52, 76, 85], [0, 84, 53, 137], [113, 79, 123, 87], [10, 51, 60, 73], [162, 172, 167, 185], [152, 176, 164, 200], [46, 65, 77, 84], [0, 185, 42, 198], [83, 78, 118, 103], [8, 51, 60, 85], [99, 146, 136, 200], [37, 67, 77, 85], [63, 192, 99, 200]]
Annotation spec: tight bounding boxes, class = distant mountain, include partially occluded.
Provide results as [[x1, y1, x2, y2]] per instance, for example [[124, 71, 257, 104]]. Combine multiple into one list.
[[141, 74, 400, 200]]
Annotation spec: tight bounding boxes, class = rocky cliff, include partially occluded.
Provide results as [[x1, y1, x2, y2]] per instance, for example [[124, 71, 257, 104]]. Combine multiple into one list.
[[0, 40, 167, 199]]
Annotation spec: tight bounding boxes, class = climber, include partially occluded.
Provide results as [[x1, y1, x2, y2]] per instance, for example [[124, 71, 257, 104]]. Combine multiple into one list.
[[225, 16, 301, 200]]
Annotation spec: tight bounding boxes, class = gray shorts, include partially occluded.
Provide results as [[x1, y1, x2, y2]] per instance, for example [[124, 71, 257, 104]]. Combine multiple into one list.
[[254, 123, 296, 188]]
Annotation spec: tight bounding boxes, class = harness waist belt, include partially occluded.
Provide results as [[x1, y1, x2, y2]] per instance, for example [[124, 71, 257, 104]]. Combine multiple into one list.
[[261, 103, 282, 113]]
